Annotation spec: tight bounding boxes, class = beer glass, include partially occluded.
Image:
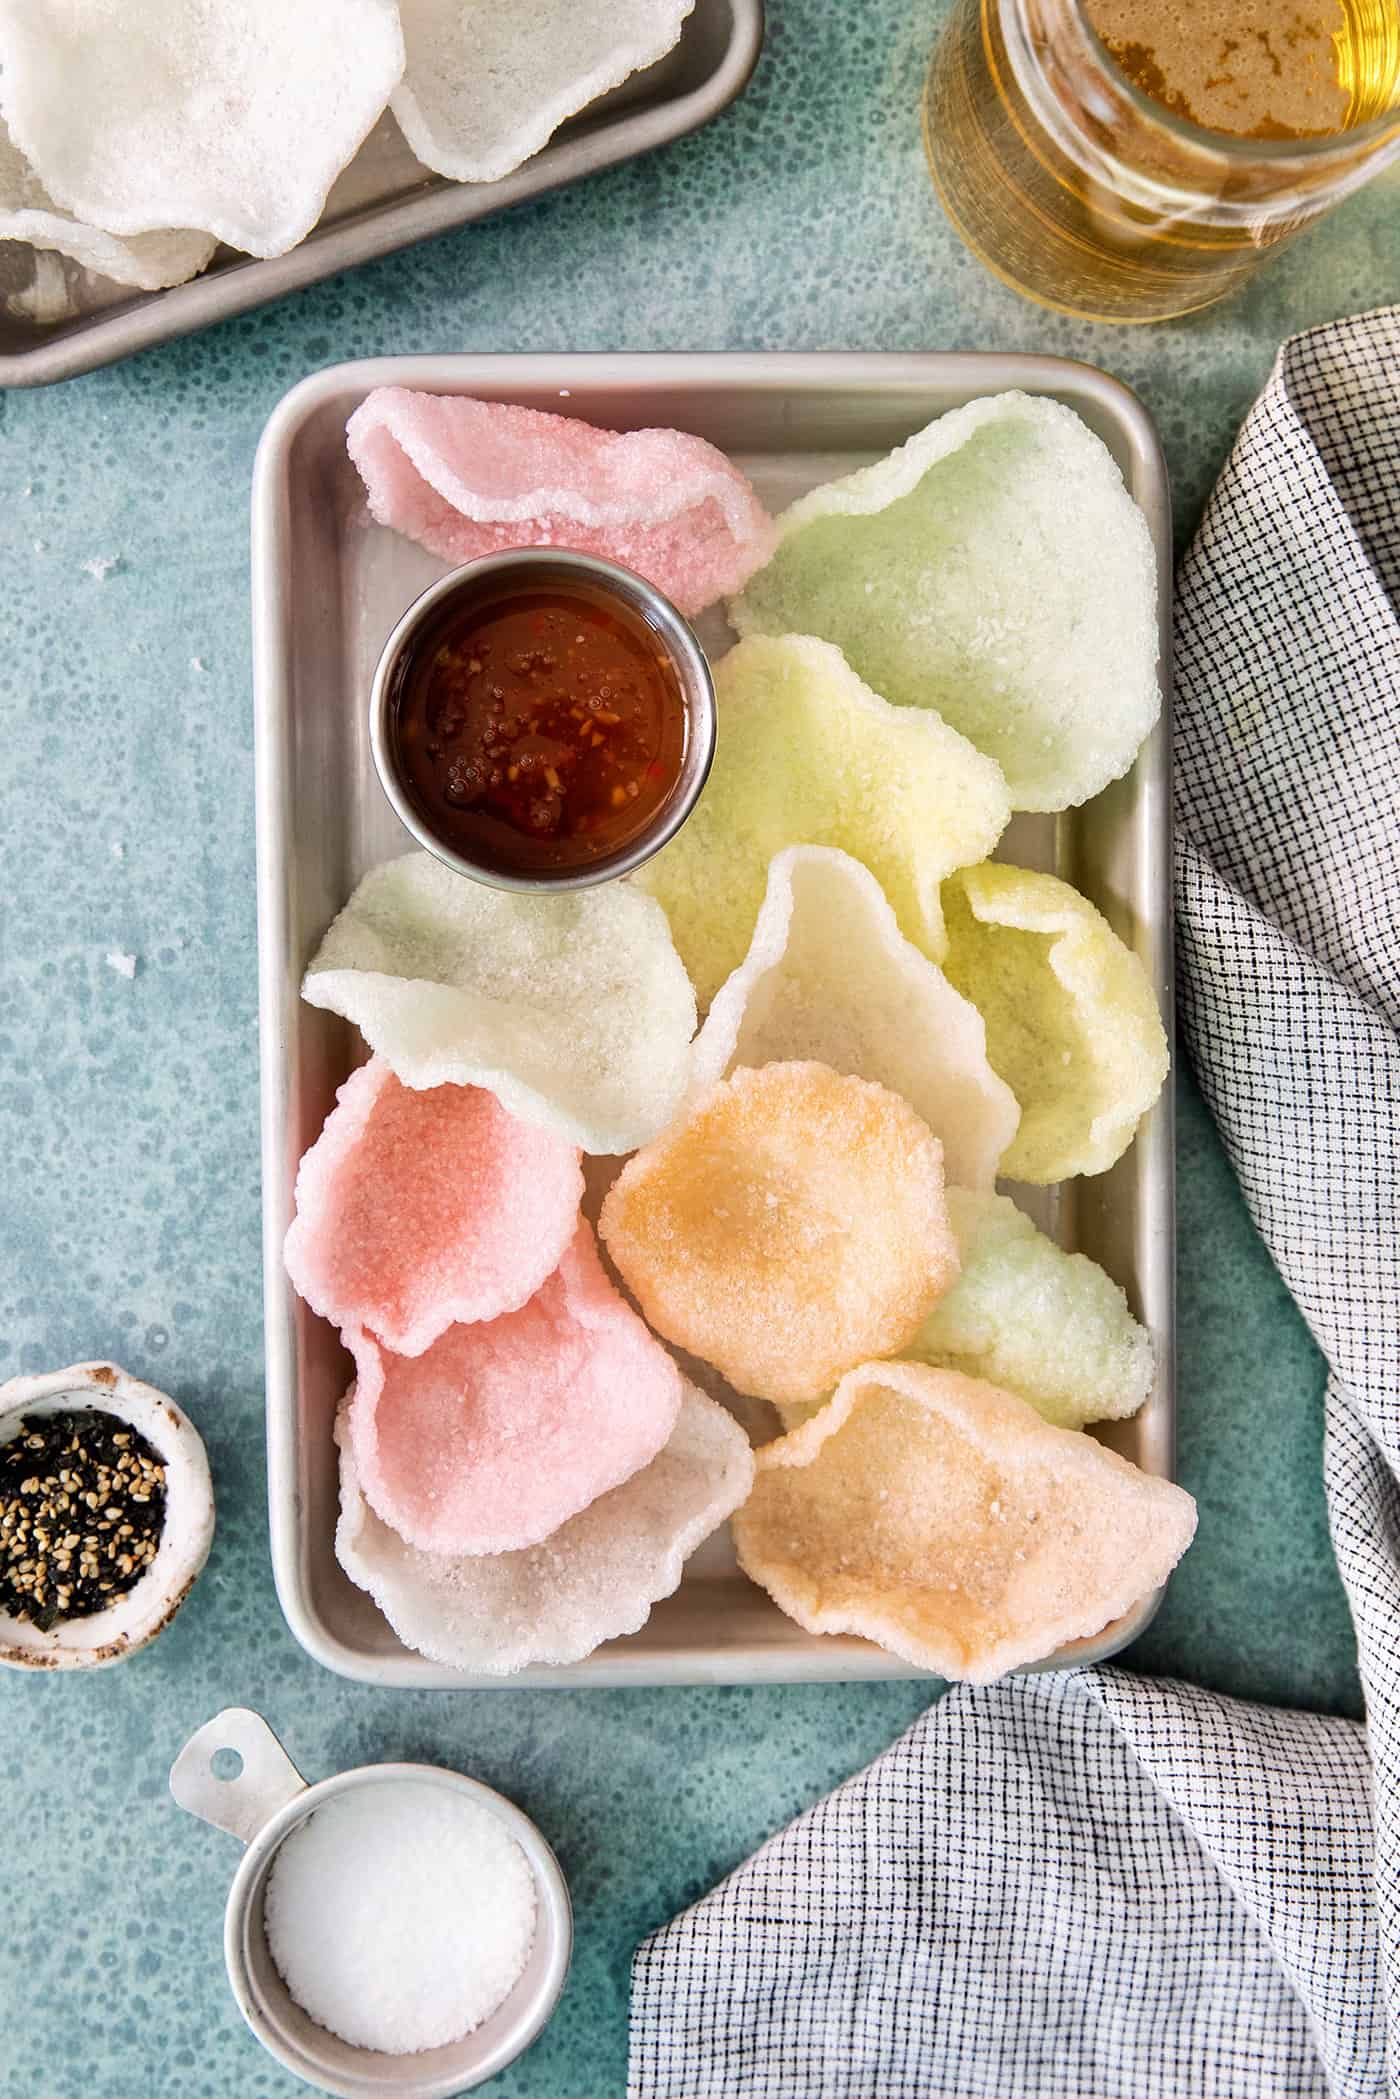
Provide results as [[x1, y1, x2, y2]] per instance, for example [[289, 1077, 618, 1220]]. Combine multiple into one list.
[[924, 0, 1400, 321]]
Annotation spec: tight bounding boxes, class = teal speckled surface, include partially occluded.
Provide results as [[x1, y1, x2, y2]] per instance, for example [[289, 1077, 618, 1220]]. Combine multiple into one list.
[[0, 2, 1387, 2092]]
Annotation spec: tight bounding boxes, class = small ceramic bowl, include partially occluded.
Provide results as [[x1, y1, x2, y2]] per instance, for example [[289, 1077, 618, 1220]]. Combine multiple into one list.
[[170, 1708, 572, 2099], [369, 547, 716, 893], [0, 1360, 214, 1671]]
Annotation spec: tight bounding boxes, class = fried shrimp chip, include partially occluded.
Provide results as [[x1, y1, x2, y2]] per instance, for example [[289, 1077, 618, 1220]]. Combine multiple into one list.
[[940, 864, 1168, 1182], [335, 1380, 754, 1674], [347, 1223, 682, 1556], [283, 1059, 582, 1359], [0, 120, 214, 289], [731, 392, 1159, 811], [771, 1190, 1156, 1435], [0, 0, 404, 258], [690, 846, 1018, 1190], [733, 1362, 1196, 1683], [302, 851, 696, 1157], [599, 1062, 959, 1406], [346, 389, 773, 617], [392, 1, 695, 187], [910, 1191, 1155, 1427], [634, 636, 1010, 1006]]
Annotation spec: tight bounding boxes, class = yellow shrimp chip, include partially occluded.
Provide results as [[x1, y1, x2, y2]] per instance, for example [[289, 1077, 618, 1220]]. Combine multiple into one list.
[[941, 863, 1168, 1182], [598, 1062, 959, 1406], [733, 1361, 1196, 1683], [731, 392, 1160, 812], [633, 635, 1010, 1008]]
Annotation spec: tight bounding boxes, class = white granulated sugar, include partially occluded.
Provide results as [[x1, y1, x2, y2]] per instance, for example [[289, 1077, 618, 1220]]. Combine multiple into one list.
[[264, 1783, 537, 2056], [189, 655, 207, 674], [82, 555, 119, 581], [32, 539, 46, 553], [104, 949, 136, 979], [110, 840, 125, 861]]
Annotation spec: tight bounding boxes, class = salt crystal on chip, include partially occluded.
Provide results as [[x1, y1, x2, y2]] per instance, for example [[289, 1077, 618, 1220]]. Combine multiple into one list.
[[346, 388, 774, 617], [691, 846, 1019, 1191], [336, 1379, 753, 1673], [348, 1222, 682, 1556], [284, 1058, 582, 1360], [635, 635, 1010, 1007], [0, 119, 214, 290], [910, 1189, 1155, 1428], [302, 851, 696, 1157], [0, 0, 404, 259], [599, 1062, 959, 1407], [941, 862, 1169, 1183], [733, 1360, 1196, 1683], [731, 391, 1159, 812], [393, 1, 695, 186]]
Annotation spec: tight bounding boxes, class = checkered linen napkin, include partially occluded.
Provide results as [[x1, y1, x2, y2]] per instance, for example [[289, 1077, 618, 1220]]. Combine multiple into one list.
[[628, 307, 1400, 2099]]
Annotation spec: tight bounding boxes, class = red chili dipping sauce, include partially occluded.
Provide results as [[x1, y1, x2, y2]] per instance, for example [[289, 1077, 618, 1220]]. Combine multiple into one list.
[[389, 576, 689, 877]]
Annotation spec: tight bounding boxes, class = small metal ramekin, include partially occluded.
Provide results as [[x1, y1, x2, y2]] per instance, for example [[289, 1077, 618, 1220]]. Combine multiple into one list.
[[171, 1708, 572, 2099], [369, 548, 716, 893]]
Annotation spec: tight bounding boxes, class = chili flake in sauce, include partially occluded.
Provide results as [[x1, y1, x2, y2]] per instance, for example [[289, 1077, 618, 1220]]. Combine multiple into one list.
[[390, 578, 688, 876]]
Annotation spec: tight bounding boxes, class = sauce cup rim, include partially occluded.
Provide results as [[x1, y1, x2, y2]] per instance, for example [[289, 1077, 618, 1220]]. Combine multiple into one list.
[[368, 548, 716, 893]]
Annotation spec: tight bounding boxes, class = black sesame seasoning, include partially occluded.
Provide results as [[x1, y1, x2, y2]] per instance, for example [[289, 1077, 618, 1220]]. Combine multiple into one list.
[[0, 1411, 166, 1631]]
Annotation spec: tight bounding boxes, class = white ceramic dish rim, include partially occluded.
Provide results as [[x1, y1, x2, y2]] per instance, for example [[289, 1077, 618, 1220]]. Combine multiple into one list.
[[253, 349, 1175, 1689], [0, 1359, 214, 1670]]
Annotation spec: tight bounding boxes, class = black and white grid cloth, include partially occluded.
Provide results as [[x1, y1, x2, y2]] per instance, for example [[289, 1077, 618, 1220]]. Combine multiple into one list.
[[628, 308, 1400, 2099]]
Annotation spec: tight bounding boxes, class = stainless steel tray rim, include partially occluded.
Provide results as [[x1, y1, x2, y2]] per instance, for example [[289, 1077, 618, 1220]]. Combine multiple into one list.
[[253, 348, 1174, 1690], [0, 0, 764, 388]]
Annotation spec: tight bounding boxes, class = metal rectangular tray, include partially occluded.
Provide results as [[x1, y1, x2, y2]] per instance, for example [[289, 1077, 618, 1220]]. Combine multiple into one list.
[[0, 0, 761, 389], [253, 351, 1175, 1688]]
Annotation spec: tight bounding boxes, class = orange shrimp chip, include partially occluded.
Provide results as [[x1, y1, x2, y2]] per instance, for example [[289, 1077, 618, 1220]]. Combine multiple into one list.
[[598, 1062, 958, 1406], [733, 1361, 1197, 1683]]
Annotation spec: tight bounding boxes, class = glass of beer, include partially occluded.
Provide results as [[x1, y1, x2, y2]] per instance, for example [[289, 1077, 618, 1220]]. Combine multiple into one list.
[[924, 0, 1400, 321]]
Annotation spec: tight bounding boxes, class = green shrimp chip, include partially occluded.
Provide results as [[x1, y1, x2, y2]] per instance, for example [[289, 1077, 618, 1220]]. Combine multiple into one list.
[[731, 392, 1159, 812]]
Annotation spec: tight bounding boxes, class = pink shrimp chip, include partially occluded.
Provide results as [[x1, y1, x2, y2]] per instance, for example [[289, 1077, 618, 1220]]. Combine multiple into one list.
[[347, 1221, 684, 1555], [346, 388, 776, 617], [284, 1058, 583, 1359]]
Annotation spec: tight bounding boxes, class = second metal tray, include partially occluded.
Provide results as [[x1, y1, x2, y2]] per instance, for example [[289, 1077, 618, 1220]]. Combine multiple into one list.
[[0, 0, 761, 388], [253, 351, 1175, 1688]]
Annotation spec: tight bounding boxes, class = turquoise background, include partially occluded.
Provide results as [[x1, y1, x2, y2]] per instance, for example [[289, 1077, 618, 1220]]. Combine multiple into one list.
[[1, 2, 1390, 2092]]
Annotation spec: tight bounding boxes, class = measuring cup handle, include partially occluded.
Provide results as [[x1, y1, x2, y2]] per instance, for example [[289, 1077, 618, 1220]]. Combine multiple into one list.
[[169, 1707, 308, 1845]]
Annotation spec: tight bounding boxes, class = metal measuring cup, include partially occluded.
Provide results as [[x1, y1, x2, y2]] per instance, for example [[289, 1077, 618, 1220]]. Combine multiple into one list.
[[170, 1708, 572, 2098]]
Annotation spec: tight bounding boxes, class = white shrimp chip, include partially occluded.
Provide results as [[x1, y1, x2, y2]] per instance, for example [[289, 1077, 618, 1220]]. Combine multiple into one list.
[[346, 389, 773, 618], [0, 0, 404, 259], [733, 1361, 1196, 1683], [0, 121, 214, 290], [910, 1190, 1155, 1428], [599, 1062, 959, 1407], [635, 635, 1010, 1007], [691, 846, 1019, 1191], [941, 863, 1169, 1183], [335, 1380, 754, 1674], [302, 852, 696, 1156], [731, 392, 1160, 811], [393, 0, 695, 186]]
